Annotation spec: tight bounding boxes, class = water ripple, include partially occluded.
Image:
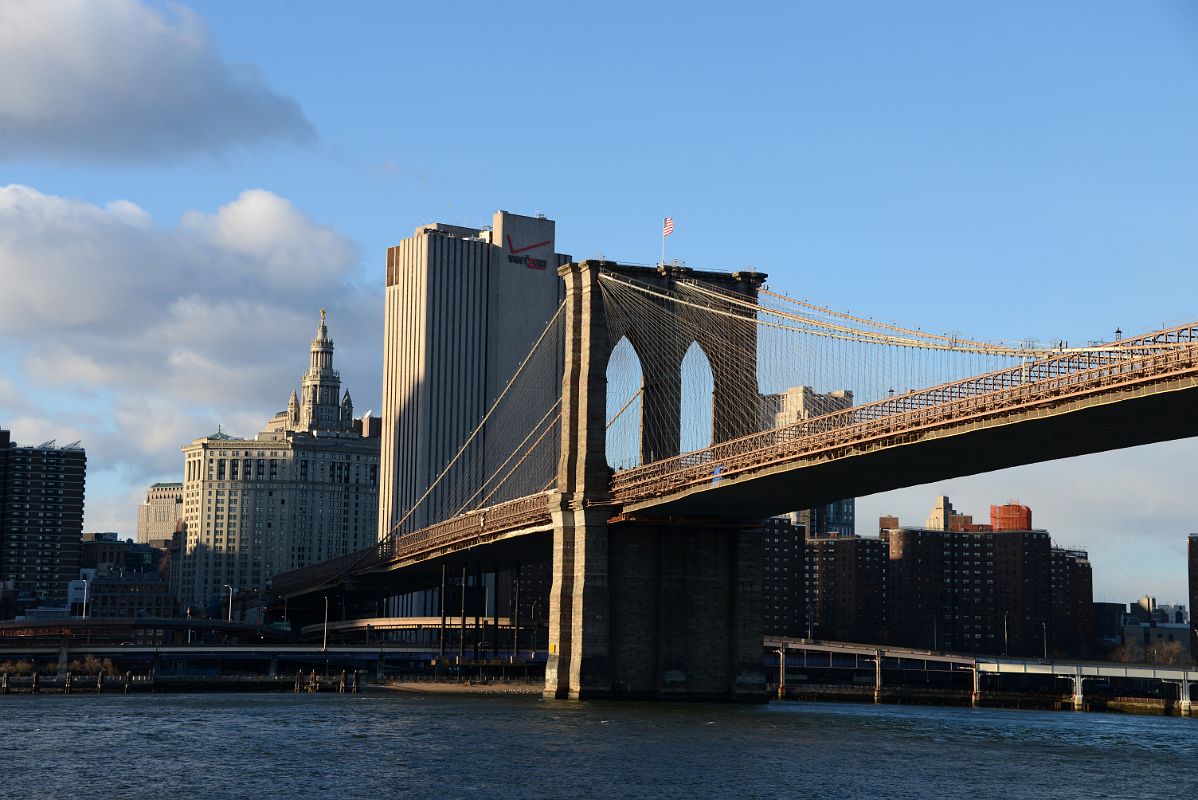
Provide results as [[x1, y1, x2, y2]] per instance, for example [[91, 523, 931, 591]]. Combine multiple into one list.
[[1, 695, 1196, 799]]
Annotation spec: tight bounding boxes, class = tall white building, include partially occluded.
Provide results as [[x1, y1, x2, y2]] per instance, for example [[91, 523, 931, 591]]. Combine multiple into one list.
[[175, 312, 380, 611], [378, 211, 569, 539], [135, 482, 182, 544]]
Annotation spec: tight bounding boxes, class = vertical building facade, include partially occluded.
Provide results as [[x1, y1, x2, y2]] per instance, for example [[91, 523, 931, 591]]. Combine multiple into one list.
[[1189, 534, 1198, 658], [883, 498, 1063, 656], [762, 516, 805, 637], [804, 535, 886, 643], [135, 482, 183, 544], [762, 495, 1088, 656], [0, 429, 86, 604], [880, 525, 946, 649], [1050, 546, 1094, 656], [378, 211, 569, 540], [175, 314, 380, 611]]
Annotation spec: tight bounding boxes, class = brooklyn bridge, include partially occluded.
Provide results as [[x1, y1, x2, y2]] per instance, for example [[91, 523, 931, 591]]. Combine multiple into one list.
[[272, 260, 1198, 701]]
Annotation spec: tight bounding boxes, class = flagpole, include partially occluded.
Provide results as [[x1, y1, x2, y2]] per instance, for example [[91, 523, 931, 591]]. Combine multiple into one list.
[[660, 225, 665, 268]]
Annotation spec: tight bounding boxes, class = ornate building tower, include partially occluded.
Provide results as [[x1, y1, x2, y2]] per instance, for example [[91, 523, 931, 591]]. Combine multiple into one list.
[[175, 309, 381, 611], [299, 309, 349, 432]]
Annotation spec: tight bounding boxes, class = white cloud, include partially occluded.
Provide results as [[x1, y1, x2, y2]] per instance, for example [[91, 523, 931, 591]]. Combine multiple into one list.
[[180, 189, 357, 292], [0, 0, 313, 162], [0, 184, 381, 533]]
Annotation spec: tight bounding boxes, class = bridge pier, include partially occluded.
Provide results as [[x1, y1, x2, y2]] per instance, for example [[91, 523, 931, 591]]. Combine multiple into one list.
[[1069, 674, 1085, 711], [544, 498, 611, 699], [1173, 680, 1192, 716], [545, 512, 765, 701], [545, 260, 767, 702], [873, 650, 883, 704]]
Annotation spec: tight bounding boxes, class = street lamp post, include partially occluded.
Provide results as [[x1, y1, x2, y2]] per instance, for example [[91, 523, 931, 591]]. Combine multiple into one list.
[[81, 578, 90, 621], [223, 584, 234, 623], [1003, 612, 1009, 657], [1041, 621, 1048, 661], [776, 648, 786, 698], [322, 595, 330, 653]]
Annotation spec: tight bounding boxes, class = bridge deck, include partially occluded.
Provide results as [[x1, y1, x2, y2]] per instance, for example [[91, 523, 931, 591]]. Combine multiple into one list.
[[273, 323, 1198, 600]]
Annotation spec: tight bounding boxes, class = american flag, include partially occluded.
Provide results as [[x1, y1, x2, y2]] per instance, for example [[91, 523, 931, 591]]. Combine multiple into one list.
[[662, 216, 674, 237]]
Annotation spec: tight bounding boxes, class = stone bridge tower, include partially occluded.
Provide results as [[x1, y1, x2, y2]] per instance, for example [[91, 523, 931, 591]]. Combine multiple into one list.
[[545, 260, 767, 701]]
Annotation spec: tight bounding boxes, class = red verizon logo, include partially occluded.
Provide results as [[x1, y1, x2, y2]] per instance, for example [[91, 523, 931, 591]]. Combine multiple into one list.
[[506, 235, 550, 270]]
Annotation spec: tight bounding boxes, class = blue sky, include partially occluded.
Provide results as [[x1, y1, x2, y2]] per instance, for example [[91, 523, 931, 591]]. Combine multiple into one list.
[[2, 0, 1198, 603]]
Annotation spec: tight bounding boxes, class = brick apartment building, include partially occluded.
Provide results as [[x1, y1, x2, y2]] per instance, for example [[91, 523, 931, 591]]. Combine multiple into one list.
[[763, 497, 1092, 658], [0, 429, 87, 608], [1189, 534, 1198, 658], [805, 536, 887, 643]]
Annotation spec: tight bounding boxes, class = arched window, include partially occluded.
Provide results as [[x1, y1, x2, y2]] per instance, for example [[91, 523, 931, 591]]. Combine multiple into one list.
[[680, 341, 714, 453], [606, 336, 644, 469]]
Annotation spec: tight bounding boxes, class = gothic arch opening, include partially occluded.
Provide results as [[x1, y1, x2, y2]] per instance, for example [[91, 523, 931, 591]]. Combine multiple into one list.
[[679, 341, 714, 454], [606, 335, 644, 469]]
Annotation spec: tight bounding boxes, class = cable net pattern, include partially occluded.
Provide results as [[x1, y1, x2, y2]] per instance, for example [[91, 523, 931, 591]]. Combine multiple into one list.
[[599, 271, 1139, 471], [272, 265, 1198, 597]]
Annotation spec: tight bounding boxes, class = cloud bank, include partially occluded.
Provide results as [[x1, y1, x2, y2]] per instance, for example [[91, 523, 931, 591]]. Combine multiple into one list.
[[0, 0, 313, 162], [0, 184, 381, 532]]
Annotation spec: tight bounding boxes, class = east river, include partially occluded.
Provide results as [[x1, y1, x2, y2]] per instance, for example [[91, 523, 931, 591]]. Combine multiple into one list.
[[2, 693, 1196, 799]]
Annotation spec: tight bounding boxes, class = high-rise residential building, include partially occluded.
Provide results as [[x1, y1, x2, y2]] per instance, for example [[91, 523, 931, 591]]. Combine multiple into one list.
[[1189, 534, 1198, 657], [762, 516, 805, 637], [804, 535, 886, 643], [763, 517, 886, 643], [135, 482, 182, 544], [175, 313, 380, 611], [880, 524, 947, 649], [884, 498, 1058, 656], [378, 211, 569, 541], [0, 429, 86, 606], [761, 386, 857, 537], [1050, 546, 1093, 655], [763, 496, 1089, 656]]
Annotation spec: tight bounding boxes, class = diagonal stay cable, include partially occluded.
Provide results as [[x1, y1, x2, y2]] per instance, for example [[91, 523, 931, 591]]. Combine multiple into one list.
[[452, 398, 561, 516], [476, 410, 563, 509]]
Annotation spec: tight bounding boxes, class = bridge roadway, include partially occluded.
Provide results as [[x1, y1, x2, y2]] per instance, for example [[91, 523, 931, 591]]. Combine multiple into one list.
[[615, 329, 1198, 518], [274, 323, 1198, 599]]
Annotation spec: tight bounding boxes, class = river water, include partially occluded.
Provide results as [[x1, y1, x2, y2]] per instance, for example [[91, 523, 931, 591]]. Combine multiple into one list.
[[2, 693, 1195, 799]]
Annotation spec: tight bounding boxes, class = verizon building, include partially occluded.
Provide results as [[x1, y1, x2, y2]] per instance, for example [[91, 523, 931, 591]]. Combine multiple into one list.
[[379, 211, 569, 540]]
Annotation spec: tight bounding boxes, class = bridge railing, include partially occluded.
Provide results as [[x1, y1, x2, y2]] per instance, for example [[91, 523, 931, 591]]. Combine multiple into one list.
[[612, 322, 1198, 503], [376, 491, 554, 566], [271, 492, 554, 597]]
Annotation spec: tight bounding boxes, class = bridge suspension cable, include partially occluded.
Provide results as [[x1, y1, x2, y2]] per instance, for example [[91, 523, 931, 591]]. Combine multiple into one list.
[[594, 270, 1147, 473]]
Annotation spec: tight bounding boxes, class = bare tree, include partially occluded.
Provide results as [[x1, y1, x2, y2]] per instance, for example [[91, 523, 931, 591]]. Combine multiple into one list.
[[1108, 641, 1143, 663]]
